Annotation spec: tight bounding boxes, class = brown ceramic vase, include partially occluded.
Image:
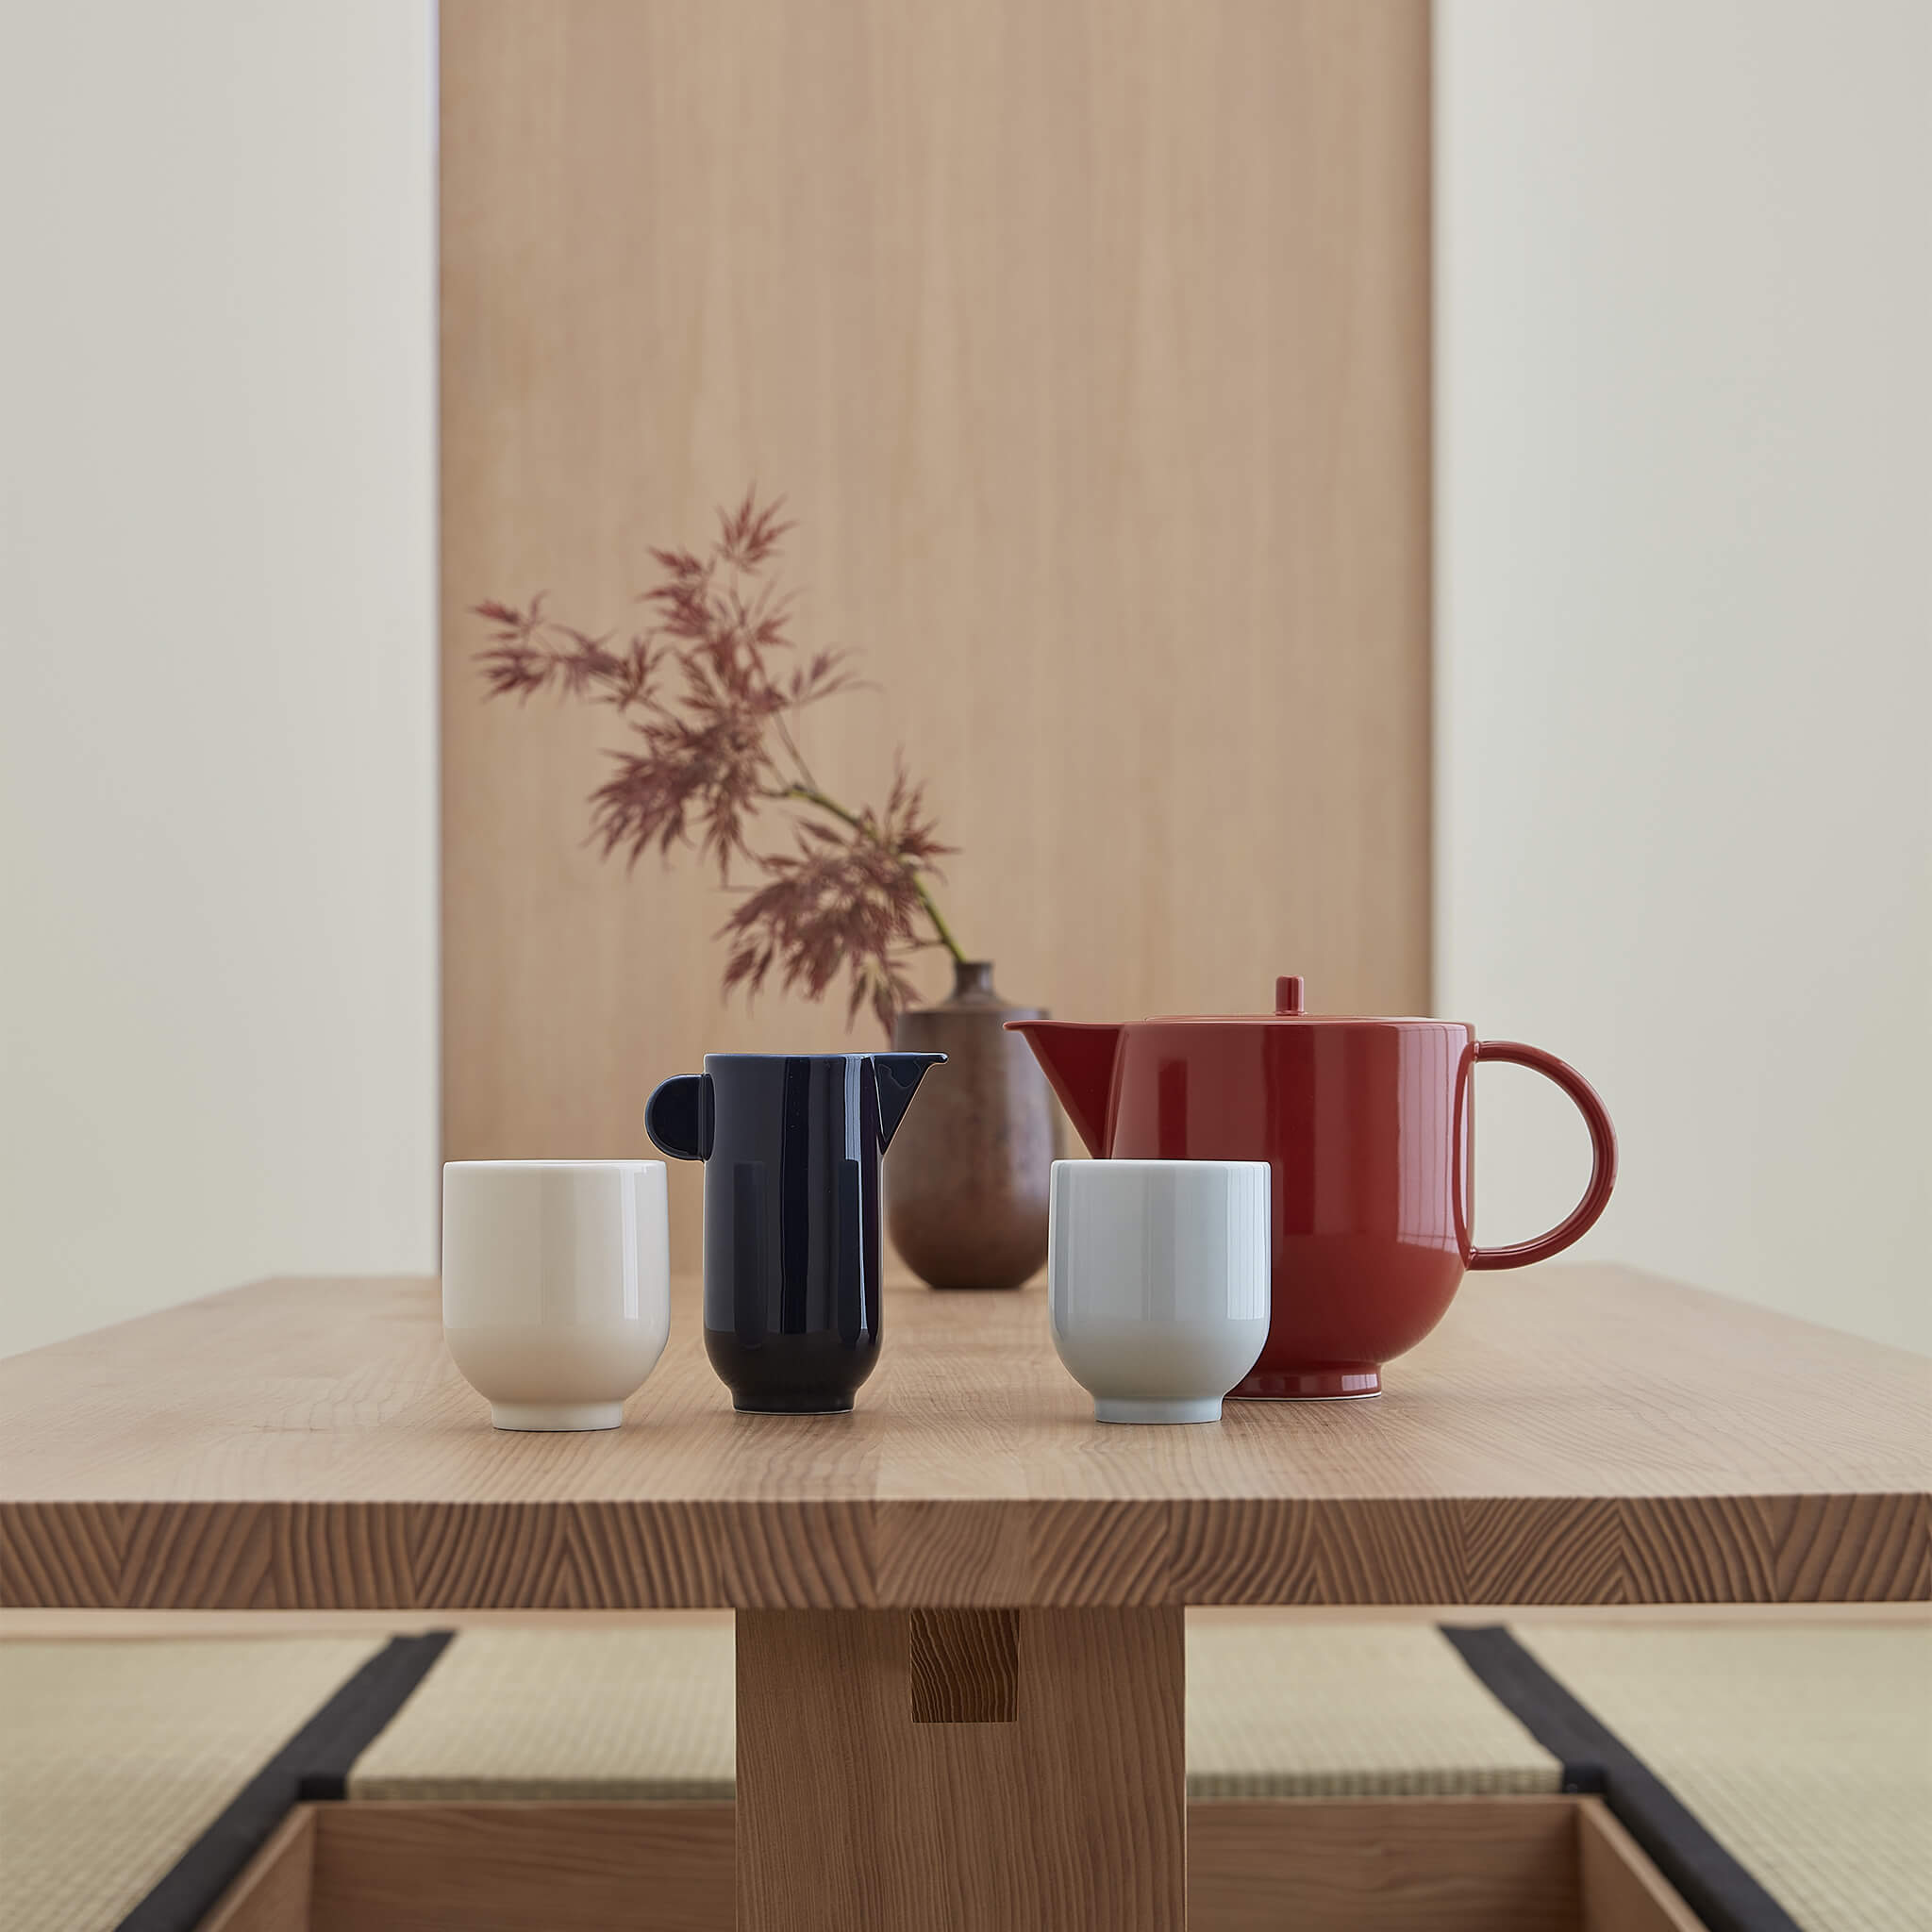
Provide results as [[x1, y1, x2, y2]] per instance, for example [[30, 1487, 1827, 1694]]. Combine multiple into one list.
[[886, 960, 1061, 1291]]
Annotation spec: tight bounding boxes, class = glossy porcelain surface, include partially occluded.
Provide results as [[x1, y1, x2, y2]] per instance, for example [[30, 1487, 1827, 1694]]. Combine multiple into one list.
[[1011, 976, 1616, 1396], [441, 1159, 671, 1431], [645, 1052, 944, 1413], [1048, 1159, 1271, 1424]]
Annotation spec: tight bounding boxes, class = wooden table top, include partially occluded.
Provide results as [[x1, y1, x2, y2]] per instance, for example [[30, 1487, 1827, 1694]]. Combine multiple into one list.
[[2, 1267, 1924, 1611]]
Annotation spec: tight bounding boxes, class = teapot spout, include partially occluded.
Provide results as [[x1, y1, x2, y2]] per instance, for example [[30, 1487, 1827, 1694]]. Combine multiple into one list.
[[1004, 1021, 1122, 1157], [873, 1052, 946, 1152]]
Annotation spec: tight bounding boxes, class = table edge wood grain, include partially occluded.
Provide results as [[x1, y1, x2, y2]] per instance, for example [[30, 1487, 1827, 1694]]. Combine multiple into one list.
[[4, 1491, 1924, 1611]]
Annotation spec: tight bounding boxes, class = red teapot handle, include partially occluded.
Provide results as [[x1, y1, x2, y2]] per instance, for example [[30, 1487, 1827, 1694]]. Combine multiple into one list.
[[1466, 1041, 1618, 1271]]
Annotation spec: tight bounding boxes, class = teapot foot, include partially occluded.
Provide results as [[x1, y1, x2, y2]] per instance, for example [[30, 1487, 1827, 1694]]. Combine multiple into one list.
[[1231, 1365, 1381, 1400], [732, 1392, 856, 1415]]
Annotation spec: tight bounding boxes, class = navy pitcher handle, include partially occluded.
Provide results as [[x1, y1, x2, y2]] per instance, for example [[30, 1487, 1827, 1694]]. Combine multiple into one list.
[[645, 1074, 714, 1162]]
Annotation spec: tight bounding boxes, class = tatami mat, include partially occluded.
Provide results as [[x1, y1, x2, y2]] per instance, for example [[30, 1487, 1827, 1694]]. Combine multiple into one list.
[[1514, 1623, 1932, 1932], [345, 1619, 1564, 1802], [0, 1637, 384, 1932], [1186, 1620, 1565, 1797], [20, 1617, 1907, 1932], [347, 1624, 737, 1800]]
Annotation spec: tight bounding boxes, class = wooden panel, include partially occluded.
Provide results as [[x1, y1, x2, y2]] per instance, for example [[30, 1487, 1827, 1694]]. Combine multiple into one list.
[[1575, 1801, 1707, 1932], [736, 1606, 1185, 1929], [1189, 1796, 1581, 1931], [197, 1806, 316, 1932], [3, 1269, 1926, 1608], [439, 0, 1433, 1269], [308, 1803, 733, 1932]]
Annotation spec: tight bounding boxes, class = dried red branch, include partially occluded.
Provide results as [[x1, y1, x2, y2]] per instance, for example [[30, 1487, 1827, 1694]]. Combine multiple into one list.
[[475, 491, 964, 1032]]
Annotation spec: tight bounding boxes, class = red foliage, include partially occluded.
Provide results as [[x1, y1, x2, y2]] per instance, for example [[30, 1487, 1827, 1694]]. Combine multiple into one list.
[[475, 491, 960, 1034]]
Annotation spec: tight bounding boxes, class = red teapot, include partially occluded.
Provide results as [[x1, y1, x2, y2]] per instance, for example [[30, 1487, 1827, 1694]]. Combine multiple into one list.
[[1008, 976, 1616, 1396]]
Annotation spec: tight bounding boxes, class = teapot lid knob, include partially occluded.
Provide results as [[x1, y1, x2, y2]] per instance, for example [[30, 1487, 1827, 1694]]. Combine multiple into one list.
[[1275, 974, 1305, 1015]]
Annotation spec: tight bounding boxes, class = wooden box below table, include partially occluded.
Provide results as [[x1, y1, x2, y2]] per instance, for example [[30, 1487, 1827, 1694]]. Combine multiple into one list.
[[202, 1793, 1700, 1932]]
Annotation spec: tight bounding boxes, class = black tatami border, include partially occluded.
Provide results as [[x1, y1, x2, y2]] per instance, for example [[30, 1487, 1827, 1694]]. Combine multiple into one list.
[[111, 1622, 1803, 1932], [116, 1629, 453, 1932], [1442, 1624, 1803, 1932]]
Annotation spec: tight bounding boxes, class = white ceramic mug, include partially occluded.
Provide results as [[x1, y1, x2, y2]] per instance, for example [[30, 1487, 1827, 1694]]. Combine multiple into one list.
[[1048, 1159, 1271, 1424], [441, 1160, 671, 1431]]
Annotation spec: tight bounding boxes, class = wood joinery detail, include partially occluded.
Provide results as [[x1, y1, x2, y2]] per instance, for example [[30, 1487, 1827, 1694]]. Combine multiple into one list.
[[736, 1606, 1186, 1930], [908, 1607, 1019, 1724]]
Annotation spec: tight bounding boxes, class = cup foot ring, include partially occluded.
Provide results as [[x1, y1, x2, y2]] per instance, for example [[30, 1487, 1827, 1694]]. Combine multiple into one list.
[[490, 1400, 625, 1431], [1093, 1396, 1224, 1425], [733, 1394, 856, 1415]]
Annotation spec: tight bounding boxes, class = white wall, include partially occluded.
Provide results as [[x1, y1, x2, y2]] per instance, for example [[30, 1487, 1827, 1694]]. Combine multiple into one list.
[[5, 2, 1923, 1359], [1437, 0, 1930, 1352], [0, 4, 438, 1356]]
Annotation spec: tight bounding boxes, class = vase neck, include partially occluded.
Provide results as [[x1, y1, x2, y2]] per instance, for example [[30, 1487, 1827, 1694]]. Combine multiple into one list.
[[949, 959, 1001, 1005]]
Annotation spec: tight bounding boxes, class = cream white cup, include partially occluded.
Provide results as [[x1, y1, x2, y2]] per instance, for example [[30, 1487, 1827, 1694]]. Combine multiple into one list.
[[1048, 1159, 1271, 1424], [441, 1160, 671, 1431]]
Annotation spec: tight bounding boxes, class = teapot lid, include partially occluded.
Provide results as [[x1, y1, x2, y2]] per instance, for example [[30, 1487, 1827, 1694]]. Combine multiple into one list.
[[1152, 974, 1310, 1021], [1150, 975, 1438, 1024]]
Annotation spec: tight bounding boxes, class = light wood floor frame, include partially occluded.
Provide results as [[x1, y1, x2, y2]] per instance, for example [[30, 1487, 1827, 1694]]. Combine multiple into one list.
[[198, 1794, 1699, 1932]]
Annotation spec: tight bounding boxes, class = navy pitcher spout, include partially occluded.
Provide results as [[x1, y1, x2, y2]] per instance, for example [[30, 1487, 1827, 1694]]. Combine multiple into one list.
[[646, 1052, 946, 1413], [872, 1052, 946, 1152]]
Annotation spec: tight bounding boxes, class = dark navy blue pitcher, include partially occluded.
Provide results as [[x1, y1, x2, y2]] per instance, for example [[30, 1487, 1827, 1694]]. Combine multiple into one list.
[[645, 1053, 944, 1413]]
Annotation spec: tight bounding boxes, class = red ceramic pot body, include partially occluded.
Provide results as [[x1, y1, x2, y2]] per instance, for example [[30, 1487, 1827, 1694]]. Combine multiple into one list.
[[1008, 977, 1616, 1397]]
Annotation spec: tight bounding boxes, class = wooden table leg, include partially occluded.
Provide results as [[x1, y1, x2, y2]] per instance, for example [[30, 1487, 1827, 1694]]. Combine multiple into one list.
[[736, 1605, 1185, 1930]]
